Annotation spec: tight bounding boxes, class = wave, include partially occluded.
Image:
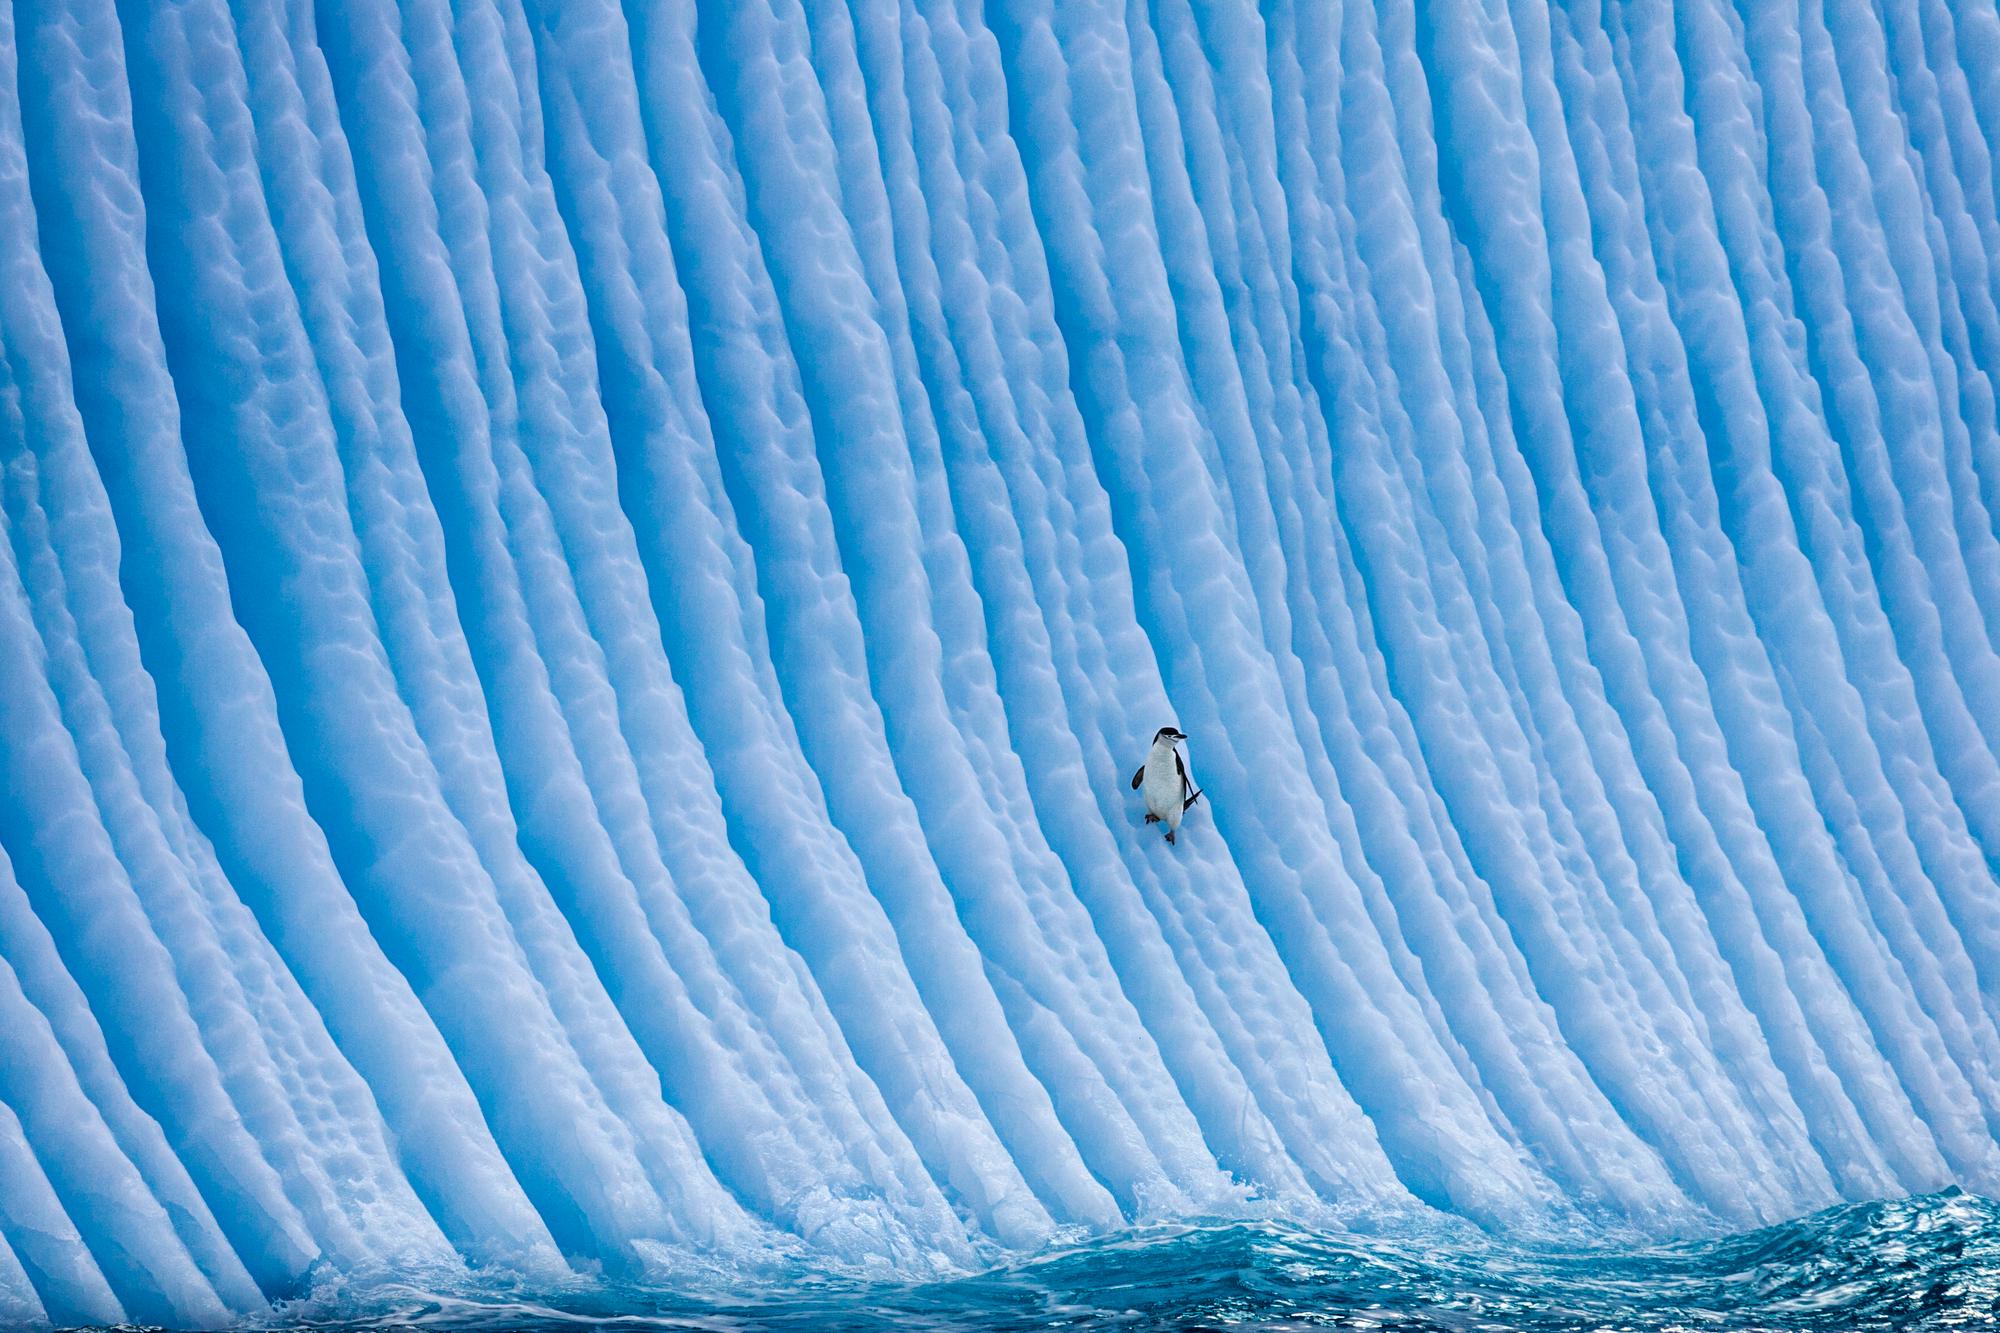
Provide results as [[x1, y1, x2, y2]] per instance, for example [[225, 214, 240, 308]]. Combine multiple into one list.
[[253, 1190, 2000, 1331]]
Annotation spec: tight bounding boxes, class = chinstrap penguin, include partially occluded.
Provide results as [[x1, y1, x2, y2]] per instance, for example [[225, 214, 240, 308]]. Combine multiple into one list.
[[1131, 726, 1200, 844]]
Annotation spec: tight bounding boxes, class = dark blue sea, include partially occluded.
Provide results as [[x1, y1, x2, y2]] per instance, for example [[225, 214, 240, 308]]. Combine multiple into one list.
[[250, 1189, 1999, 1331]]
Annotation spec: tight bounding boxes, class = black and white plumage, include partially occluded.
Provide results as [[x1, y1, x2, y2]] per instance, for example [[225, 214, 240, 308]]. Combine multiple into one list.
[[1130, 726, 1200, 843]]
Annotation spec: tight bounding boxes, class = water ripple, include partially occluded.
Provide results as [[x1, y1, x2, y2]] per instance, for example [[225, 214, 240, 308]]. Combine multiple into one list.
[[251, 1189, 2000, 1331]]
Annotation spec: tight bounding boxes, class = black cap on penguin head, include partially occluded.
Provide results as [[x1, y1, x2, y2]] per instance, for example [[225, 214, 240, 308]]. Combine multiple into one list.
[[1154, 726, 1186, 743]]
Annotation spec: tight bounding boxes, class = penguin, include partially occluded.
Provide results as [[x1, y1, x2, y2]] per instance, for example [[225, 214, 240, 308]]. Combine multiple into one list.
[[1130, 726, 1201, 844]]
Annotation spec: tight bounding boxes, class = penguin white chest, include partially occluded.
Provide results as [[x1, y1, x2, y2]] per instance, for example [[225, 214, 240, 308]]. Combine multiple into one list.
[[1142, 741, 1184, 830]]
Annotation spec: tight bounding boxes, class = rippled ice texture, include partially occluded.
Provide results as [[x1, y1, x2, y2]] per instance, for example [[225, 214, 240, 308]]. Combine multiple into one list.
[[2, 0, 2000, 1326]]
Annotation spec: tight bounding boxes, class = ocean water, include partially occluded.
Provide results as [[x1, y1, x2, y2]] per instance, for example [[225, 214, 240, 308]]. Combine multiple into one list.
[[256, 1191, 2000, 1331]]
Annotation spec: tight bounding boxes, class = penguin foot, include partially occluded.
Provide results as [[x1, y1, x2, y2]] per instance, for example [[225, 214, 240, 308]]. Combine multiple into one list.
[[1165, 830, 1176, 845], [1143, 813, 1159, 824]]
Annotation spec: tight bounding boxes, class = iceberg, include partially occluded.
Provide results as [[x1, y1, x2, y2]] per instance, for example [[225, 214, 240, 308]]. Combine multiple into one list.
[[0, 0, 1996, 1323]]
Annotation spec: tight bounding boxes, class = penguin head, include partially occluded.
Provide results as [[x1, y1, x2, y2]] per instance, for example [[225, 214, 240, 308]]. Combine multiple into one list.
[[1154, 726, 1186, 744]]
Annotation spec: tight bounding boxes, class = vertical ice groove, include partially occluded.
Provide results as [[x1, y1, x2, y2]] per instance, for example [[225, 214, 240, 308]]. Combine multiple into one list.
[[241, 0, 777, 1262], [1592, 0, 2000, 1183], [13, 0, 558, 1272], [0, 909, 230, 1327], [0, 1222, 49, 1331], [985, 0, 1550, 1225], [0, 14, 277, 1304], [1539, 0, 1900, 1209], [2, 379, 389, 1297], [1532, 0, 1954, 1208], [0, 1093, 123, 1329], [116, 0, 673, 1269], [1149, 0, 1617, 1213], [0, 0, 1997, 1300], [1424, 0, 1892, 1201], [1584, 0, 1891, 1201], [794, 0, 1229, 1220], [0, 482, 317, 1297], [1290, 0, 1748, 1222], [513, 0, 998, 1268], [680, 0, 1126, 1238], [874, 0, 1325, 1210], [1698, 0, 2000, 1183]]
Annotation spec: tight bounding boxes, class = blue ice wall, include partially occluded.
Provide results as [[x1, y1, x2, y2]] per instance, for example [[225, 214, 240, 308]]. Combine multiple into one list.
[[2, 0, 1999, 1322]]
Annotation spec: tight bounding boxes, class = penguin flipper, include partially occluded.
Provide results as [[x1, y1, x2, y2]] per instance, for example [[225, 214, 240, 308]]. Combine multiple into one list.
[[1176, 751, 1201, 810], [1131, 766, 1145, 790]]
